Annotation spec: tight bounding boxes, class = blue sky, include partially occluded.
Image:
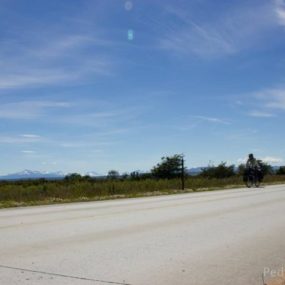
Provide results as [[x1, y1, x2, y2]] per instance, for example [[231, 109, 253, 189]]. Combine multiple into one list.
[[0, 0, 285, 175]]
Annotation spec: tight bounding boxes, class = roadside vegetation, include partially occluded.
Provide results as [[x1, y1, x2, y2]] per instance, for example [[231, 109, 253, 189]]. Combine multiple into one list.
[[1, 155, 285, 208]]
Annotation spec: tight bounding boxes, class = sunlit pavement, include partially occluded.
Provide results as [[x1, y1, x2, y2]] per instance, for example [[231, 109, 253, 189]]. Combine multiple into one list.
[[1, 185, 285, 285]]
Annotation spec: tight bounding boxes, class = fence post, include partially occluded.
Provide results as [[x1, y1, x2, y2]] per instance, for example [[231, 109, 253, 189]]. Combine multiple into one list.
[[181, 156, 185, 190]]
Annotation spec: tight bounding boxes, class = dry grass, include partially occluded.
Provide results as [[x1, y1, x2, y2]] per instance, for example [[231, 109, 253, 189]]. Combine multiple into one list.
[[0, 175, 285, 209]]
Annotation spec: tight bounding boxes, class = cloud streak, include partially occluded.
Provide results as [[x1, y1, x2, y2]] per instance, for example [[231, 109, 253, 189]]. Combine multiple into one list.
[[275, 0, 285, 25], [238, 156, 283, 165], [262, 156, 283, 164], [0, 30, 114, 90], [255, 87, 285, 111], [0, 100, 70, 119], [193, 115, 230, 125], [240, 86, 285, 118], [21, 150, 36, 154], [160, 18, 236, 57], [0, 135, 43, 144], [248, 110, 276, 118], [158, 2, 277, 58]]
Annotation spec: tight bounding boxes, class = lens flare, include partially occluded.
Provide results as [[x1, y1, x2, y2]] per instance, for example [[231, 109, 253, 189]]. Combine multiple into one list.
[[128, 29, 134, 41], [125, 1, 133, 11]]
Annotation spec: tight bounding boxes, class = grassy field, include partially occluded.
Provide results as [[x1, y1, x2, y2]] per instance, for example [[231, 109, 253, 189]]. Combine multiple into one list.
[[0, 175, 285, 208]]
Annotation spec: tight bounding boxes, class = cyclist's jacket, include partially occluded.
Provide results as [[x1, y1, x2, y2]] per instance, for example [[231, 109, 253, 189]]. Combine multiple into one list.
[[246, 158, 258, 169]]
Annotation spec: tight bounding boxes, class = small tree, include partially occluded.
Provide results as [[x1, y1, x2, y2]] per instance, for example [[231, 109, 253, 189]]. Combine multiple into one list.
[[107, 170, 120, 180], [121, 172, 129, 180], [130, 171, 140, 180], [151, 154, 184, 179], [237, 164, 246, 176], [276, 166, 285, 175], [200, 162, 235, 179], [64, 173, 82, 181]]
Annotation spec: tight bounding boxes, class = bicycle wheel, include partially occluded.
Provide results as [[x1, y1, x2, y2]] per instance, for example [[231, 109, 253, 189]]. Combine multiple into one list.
[[246, 177, 253, 188]]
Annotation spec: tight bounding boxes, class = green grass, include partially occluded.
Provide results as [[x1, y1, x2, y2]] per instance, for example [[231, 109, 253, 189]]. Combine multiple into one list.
[[0, 175, 285, 209]]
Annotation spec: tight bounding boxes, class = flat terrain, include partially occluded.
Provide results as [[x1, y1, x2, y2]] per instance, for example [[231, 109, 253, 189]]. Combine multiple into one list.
[[0, 185, 285, 285]]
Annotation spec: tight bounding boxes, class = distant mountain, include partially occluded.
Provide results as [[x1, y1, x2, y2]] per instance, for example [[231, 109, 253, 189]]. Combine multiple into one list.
[[0, 170, 103, 180], [0, 170, 65, 180], [187, 167, 204, 175], [272, 166, 282, 171], [2, 165, 281, 181], [85, 171, 101, 177]]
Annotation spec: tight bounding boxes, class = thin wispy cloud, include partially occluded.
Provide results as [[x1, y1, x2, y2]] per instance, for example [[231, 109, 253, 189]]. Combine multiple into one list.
[[173, 115, 230, 132], [0, 135, 42, 144], [262, 156, 283, 164], [0, 73, 69, 90], [0, 100, 70, 119], [21, 150, 36, 154], [31, 35, 96, 58], [0, 30, 114, 90], [160, 18, 236, 57], [226, 128, 258, 143], [248, 110, 276, 118], [59, 141, 115, 149], [238, 86, 285, 118], [20, 134, 42, 139], [193, 115, 230, 125], [158, 2, 277, 58], [48, 100, 148, 128], [0, 132, 119, 150], [237, 156, 283, 165], [56, 111, 135, 127], [275, 0, 285, 25], [255, 87, 285, 110]]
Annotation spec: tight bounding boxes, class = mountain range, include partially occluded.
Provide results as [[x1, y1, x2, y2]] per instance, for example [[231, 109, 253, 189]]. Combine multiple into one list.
[[0, 170, 100, 180], [0, 165, 281, 180], [0, 168, 203, 180]]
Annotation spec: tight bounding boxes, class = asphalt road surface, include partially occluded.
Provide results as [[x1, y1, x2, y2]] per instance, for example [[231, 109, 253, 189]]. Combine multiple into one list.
[[1, 184, 285, 285]]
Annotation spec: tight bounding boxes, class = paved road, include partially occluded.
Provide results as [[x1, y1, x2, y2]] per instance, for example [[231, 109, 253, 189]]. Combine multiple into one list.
[[1, 185, 285, 285]]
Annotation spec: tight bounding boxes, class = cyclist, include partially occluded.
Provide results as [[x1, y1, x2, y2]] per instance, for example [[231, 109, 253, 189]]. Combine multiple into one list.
[[246, 153, 258, 169], [245, 154, 262, 186]]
